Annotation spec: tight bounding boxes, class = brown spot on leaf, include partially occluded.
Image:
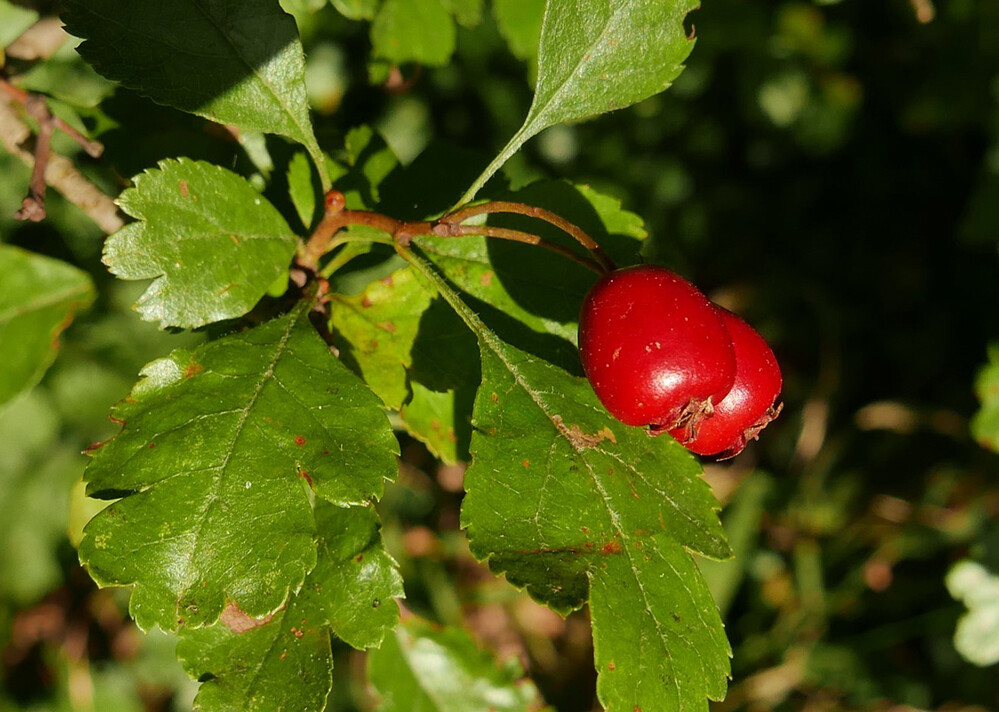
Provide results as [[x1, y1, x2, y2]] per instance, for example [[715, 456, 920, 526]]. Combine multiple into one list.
[[521, 459, 530, 468], [179, 180, 189, 198], [220, 602, 275, 634], [601, 540, 623, 555], [551, 416, 617, 449], [299, 470, 313, 489], [184, 361, 203, 379], [480, 270, 494, 286], [228, 234, 240, 246], [608, 660, 616, 671], [361, 296, 373, 307], [294, 435, 306, 447], [381, 275, 394, 287], [490, 392, 498, 403], [377, 321, 396, 333], [148, 442, 155, 449], [355, 554, 364, 562], [290, 627, 304, 639], [580, 526, 589, 533]]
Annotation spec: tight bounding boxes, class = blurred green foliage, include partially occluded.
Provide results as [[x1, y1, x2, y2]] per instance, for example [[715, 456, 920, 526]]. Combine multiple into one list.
[[2, 0, 999, 710]]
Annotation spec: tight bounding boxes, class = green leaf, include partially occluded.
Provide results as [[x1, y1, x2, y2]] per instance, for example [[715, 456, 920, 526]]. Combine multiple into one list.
[[0, 391, 84, 605], [178, 502, 402, 711], [105, 159, 298, 329], [371, 0, 456, 67], [0, 245, 95, 406], [368, 617, 547, 711], [442, 0, 483, 27], [62, 0, 328, 184], [405, 248, 732, 710], [401, 298, 479, 464], [946, 560, 999, 667], [329, 268, 434, 410], [416, 180, 646, 347], [335, 126, 400, 210], [462, 0, 698, 203], [288, 151, 319, 231], [971, 344, 999, 452], [0, 0, 38, 50], [79, 304, 397, 632], [493, 0, 545, 62], [331, 0, 380, 21]]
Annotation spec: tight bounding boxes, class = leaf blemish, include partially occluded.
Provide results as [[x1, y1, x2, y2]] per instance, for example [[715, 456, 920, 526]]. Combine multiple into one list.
[[299, 470, 313, 488], [521, 459, 530, 468], [608, 660, 616, 671], [601, 540, 623, 555], [552, 415, 617, 448], [480, 270, 494, 286], [490, 392, 499, 403], [179, 180, 189, 198], [220, 601, 275, 634], [184, 361, 203, 379], [294, 435, 306, 446]]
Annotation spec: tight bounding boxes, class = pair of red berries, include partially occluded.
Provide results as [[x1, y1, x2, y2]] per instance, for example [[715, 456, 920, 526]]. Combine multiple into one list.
[[578, 265, 782, 459]]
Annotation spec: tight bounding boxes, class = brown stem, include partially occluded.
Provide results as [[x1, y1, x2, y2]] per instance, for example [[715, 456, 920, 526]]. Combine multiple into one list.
[[431, 223, 605, 274], [14, 95, 52, 222], [0, 78, 104, 158], [299, 190, 604, 276], [0, 94, 123, 233], [442, 200, 616, 273]]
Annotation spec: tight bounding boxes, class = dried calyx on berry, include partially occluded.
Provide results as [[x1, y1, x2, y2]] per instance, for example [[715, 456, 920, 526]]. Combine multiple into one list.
[[578, 265, 782, 459]]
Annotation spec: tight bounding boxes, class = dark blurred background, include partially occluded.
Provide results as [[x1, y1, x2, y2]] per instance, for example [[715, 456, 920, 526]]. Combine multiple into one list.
[[2, 0, 998, 710]]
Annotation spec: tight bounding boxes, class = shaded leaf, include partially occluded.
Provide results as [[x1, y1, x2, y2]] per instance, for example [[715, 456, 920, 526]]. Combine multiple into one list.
[[106, 159, 298, 329], [329, 268, 433, 410], [0, 245, 94, 406], [79, 304, 397, 632], [371, 0, 456, 67], [368, 616, 546, 711], [407, 250, 732, 710], [62, 0, 326, 175], [416, 180, 646, 347], [178, 503, 402, 711], [463, 0, 698, 202], [287, 151, 319, 231]]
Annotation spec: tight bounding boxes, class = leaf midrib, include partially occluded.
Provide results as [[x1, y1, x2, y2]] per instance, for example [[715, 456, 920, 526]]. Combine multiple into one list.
[[0, 282, 92, 325]]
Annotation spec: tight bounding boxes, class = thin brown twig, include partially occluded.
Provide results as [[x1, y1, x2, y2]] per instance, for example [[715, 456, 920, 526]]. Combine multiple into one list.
[[431, 223, 606, 274], [0, 94, 123, 233], [14, 94, 53, 222], [0, 78, 104, 158], [441, 200, 616, 273]]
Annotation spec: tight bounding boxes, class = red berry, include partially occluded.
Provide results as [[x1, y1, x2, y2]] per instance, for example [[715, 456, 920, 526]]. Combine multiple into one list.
[[578, 265, 737, 430], [670, 308, 782, 458]]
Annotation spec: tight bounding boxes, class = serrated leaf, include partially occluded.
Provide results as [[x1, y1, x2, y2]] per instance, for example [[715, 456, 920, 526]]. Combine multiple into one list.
[[105, 159, 298, 329], [971, 344, 999, 452], [946, 560, 999, 667], [62, 0, 327, 179], [371, 0, 456, 67], [79, 304, 397, 632], [493, 0, 545, 62], [416, 180, 646, 347], [406, 250, 731, 710], [178, 502, 402, 711], [331, 0, 380, 20], [368, 617, 547, 712], [462, 0, 698, 202], [329, 268, 434, 410], [0, 245, 95, 406]]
